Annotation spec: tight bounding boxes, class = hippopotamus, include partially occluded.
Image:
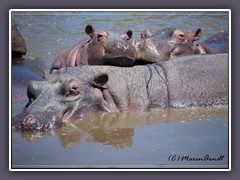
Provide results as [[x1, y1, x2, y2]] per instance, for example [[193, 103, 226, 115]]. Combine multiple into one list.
[[50, 24, 134, 72], [131, 27, 228, 63], [12, 19, 27, 59], [130, 27, 203, 63], [12, 53, 228, 132]]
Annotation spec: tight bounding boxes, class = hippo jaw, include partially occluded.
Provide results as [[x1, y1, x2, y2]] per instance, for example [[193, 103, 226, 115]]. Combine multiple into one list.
[[12, 99, 103, 132], [12, 109, 63, 132], [102, 40, 136, 66], [96, 30, 135, 66]]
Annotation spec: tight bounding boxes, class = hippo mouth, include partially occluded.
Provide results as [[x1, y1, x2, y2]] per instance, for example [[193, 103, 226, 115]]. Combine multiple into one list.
[[12, 105, 100, 132], [12, 110, 64, 132]]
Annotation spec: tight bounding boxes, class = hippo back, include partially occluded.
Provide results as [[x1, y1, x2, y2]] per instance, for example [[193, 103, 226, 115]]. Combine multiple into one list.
[[161, 53, 229, 107]]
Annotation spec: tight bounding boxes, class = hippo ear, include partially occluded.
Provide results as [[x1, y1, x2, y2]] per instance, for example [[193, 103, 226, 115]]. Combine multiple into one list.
[[192, 28, 201, 41], [126, 30, 133, 40], [85, 24, 95, 38], [91, 73, 109, 89]]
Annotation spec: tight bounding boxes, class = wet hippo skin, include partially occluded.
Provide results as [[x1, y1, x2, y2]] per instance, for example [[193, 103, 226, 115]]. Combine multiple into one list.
[[12, 53, 228, 132]]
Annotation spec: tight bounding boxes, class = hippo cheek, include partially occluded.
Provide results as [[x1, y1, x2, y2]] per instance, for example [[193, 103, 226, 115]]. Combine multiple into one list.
[[169, 43, 196, 59]]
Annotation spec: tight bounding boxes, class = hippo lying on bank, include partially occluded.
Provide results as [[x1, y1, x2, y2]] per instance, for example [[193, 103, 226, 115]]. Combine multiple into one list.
[[50, 24, 134, 72], [12, 53, 228, 132], [133, 27, 228, 63], [12, 19, 27, 59]]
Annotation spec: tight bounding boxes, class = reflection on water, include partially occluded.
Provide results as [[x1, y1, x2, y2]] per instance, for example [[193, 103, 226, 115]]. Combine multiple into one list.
[[12, 106, 228, 168], [12, 59, 44, 116], [18, 106, 228, 149]]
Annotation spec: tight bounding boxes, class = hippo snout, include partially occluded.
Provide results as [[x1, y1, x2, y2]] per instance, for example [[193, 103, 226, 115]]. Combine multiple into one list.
[[12, 111, 63, 132], [21, 114, 42, 131], [22, 114, 37, 126]]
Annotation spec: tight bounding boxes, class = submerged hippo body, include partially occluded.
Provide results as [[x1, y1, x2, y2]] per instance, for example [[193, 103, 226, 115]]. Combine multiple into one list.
[[12, 19, 27, 59], [12, 66, 42, 101], [12, 54, 228, 132], [50, 24, 134, 72]]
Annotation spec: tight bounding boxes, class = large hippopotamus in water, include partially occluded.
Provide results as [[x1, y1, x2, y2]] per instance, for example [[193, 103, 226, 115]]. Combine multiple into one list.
[[50, 24, 134, 72], [12, 53, 228, 132], [131, 27, 228, 63], [12, 19, 27, 59]]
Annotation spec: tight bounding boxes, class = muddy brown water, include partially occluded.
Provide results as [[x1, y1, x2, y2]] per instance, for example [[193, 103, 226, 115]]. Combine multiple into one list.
[[11, 11, 229, 169]]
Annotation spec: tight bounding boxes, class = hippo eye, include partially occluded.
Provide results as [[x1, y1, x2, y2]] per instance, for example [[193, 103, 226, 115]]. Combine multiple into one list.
[[68, 84, 80, 96], [60, 79, 81, 102]]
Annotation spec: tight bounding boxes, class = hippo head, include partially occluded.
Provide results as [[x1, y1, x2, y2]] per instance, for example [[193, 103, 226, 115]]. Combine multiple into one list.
[[11, 19, 27, 59], [12, 68, 118, 132], [50, 24, 136, 73], [84, 24, 135, 66], [132, 27, 202, 62]]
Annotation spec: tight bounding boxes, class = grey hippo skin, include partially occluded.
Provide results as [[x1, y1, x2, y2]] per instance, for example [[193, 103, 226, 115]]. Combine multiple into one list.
[[12, 19, 27, 59], [197, 32, 229, 54], [12, 53, 228, 132], [132, 27, 228, 63], [50, 24, 134, 73], [131, 27, 202, 63]]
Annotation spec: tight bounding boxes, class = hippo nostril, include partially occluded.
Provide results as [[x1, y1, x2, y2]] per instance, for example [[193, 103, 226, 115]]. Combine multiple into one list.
[[22, 114, 36, 125], [97, 34, 103, 38]]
